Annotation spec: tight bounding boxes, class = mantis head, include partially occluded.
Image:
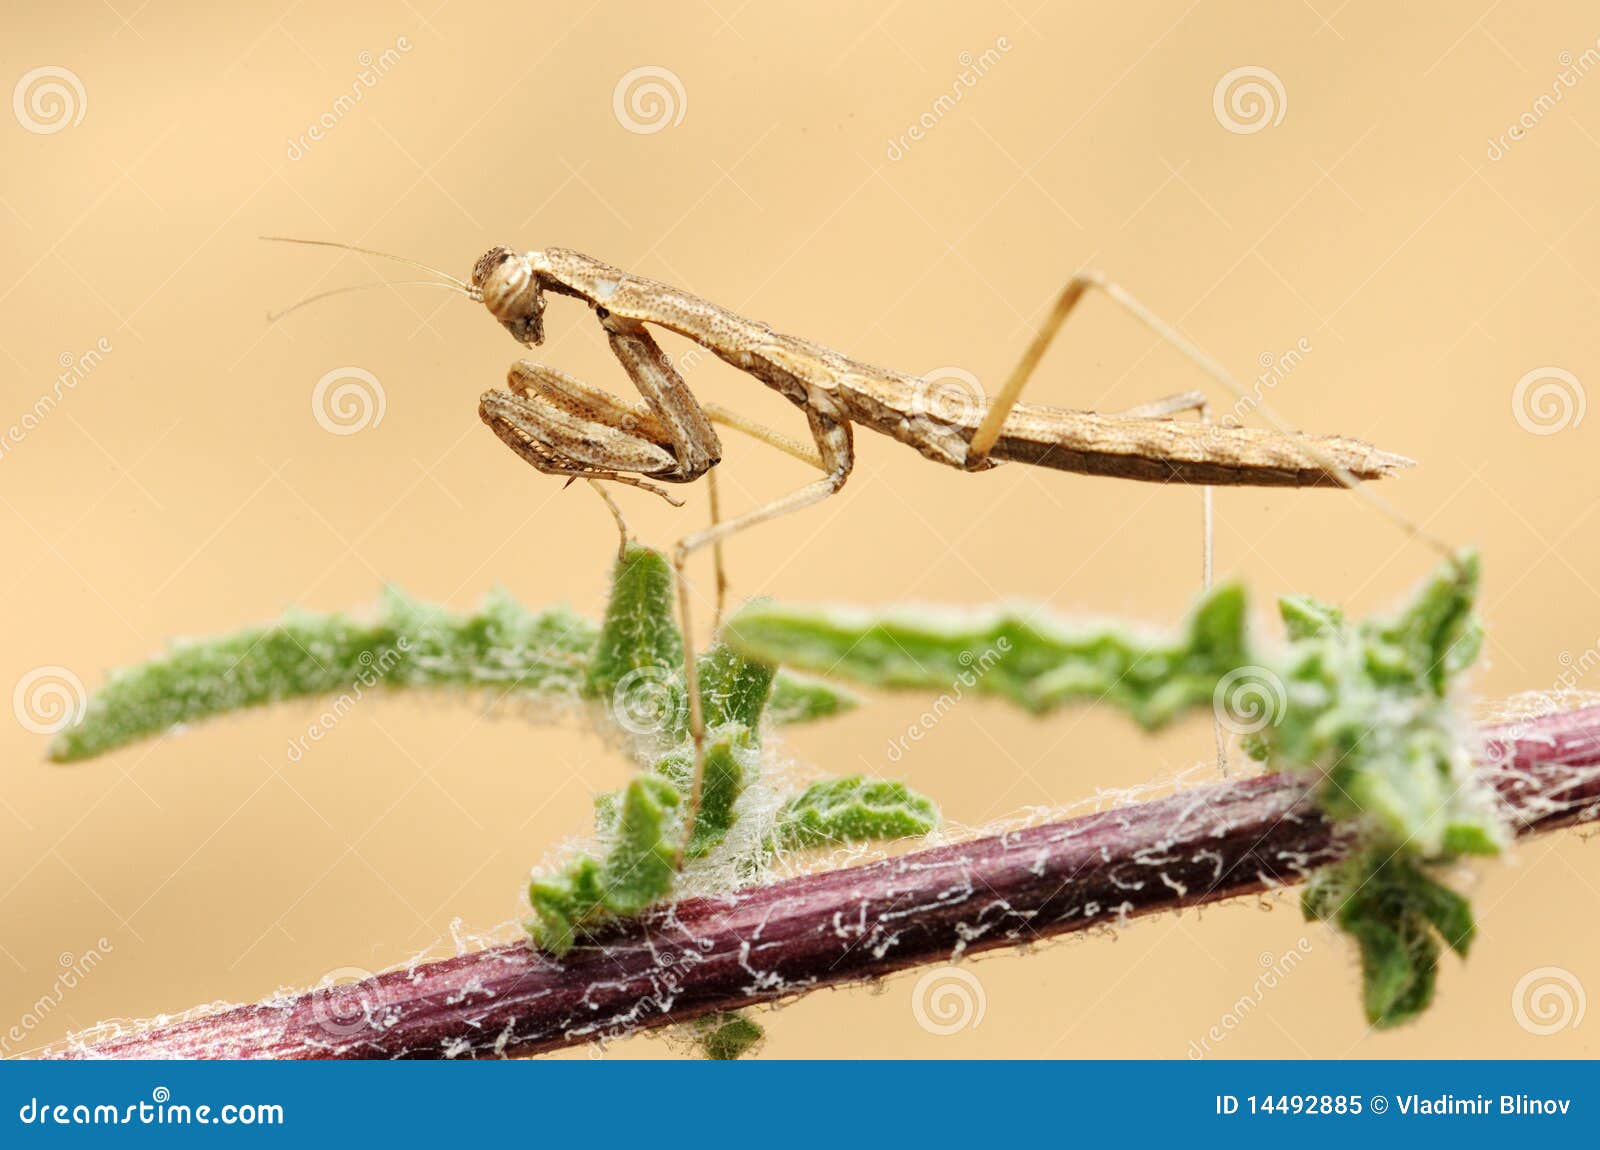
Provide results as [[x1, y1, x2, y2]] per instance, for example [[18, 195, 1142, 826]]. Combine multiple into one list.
[[473, 246, 546, 346]]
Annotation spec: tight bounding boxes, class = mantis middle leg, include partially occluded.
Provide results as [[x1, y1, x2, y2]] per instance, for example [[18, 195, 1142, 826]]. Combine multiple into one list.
[[672, 397, 854, 842]]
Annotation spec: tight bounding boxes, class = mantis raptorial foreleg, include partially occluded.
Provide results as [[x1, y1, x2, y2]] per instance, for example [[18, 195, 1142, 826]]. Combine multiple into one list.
[[479, 393, 686, 502], [508, 360, 669, 440], [481, 310, 723, 495]]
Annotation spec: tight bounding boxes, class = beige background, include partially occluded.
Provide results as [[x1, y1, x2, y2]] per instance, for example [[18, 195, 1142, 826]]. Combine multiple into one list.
[[2, 1, 1597, 1059]]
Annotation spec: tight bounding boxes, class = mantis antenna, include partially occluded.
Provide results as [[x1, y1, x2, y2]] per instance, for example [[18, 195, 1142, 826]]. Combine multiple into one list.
[[267, 279, 472, 323], [260, 235, 475, 292]]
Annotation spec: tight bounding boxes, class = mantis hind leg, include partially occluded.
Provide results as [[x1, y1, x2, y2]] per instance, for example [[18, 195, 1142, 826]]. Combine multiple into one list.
[[967, 271, 1242, 466], [967, 274, 1227, 770]]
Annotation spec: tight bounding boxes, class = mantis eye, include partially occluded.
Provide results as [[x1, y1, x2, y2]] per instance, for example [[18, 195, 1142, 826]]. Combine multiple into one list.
[[471, 245, 517, 290]]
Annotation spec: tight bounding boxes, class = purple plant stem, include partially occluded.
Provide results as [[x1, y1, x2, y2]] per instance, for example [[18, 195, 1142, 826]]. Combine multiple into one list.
[[55, 704, 1600, 1060]]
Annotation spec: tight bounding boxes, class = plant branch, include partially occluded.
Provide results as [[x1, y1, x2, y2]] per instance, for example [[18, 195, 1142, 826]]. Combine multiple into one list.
[[54, 702, 1600, 1060]]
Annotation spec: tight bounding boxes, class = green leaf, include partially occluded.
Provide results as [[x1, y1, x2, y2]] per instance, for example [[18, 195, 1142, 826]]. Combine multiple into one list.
[[599, 776, 683, 915], [689, 1011, 764, 1060], [772, 777, 939, 851], [50, 589, 595, 763], [585, 546, 683, 702], [726, 583, 1249, 730], [1279, 594, 1345, 641], [1374, 548, 1481, 695], [1302, 852, 1476, 1028], [527, 775, 684, 954], [766, 671, 859, 726], [654, 733, 751, 860], [53, 572, 848, 764], [696, 642, 776, 733]]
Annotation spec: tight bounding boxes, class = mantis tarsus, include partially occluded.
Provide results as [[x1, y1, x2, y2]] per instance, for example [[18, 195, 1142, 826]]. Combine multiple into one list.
[[267, 237, 1419, 838]]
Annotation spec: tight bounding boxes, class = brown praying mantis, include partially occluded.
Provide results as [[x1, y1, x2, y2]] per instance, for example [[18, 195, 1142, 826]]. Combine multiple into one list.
[[267, 237, 1421, 834]]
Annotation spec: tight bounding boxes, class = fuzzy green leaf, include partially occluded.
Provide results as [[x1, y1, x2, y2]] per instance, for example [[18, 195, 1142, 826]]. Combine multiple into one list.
[[690, 1011, 764, 1060], [726, 583, 1248, 730], [528, 775, 684, 953], [585, 546, 683, 702], [1302, 851, 1476, 1028], [1278, 594, 1346, 641], [653, 733, 752, 859], [766, 671, 859, 725], [50, 588, 595, 763], [52, 582, 850, 764], [696, 642, 777, 732], [772, 777, 939, 851]]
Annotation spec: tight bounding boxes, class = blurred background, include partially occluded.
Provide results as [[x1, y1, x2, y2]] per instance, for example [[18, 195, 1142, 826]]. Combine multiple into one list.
[[2, 1, 1596, 1058]]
